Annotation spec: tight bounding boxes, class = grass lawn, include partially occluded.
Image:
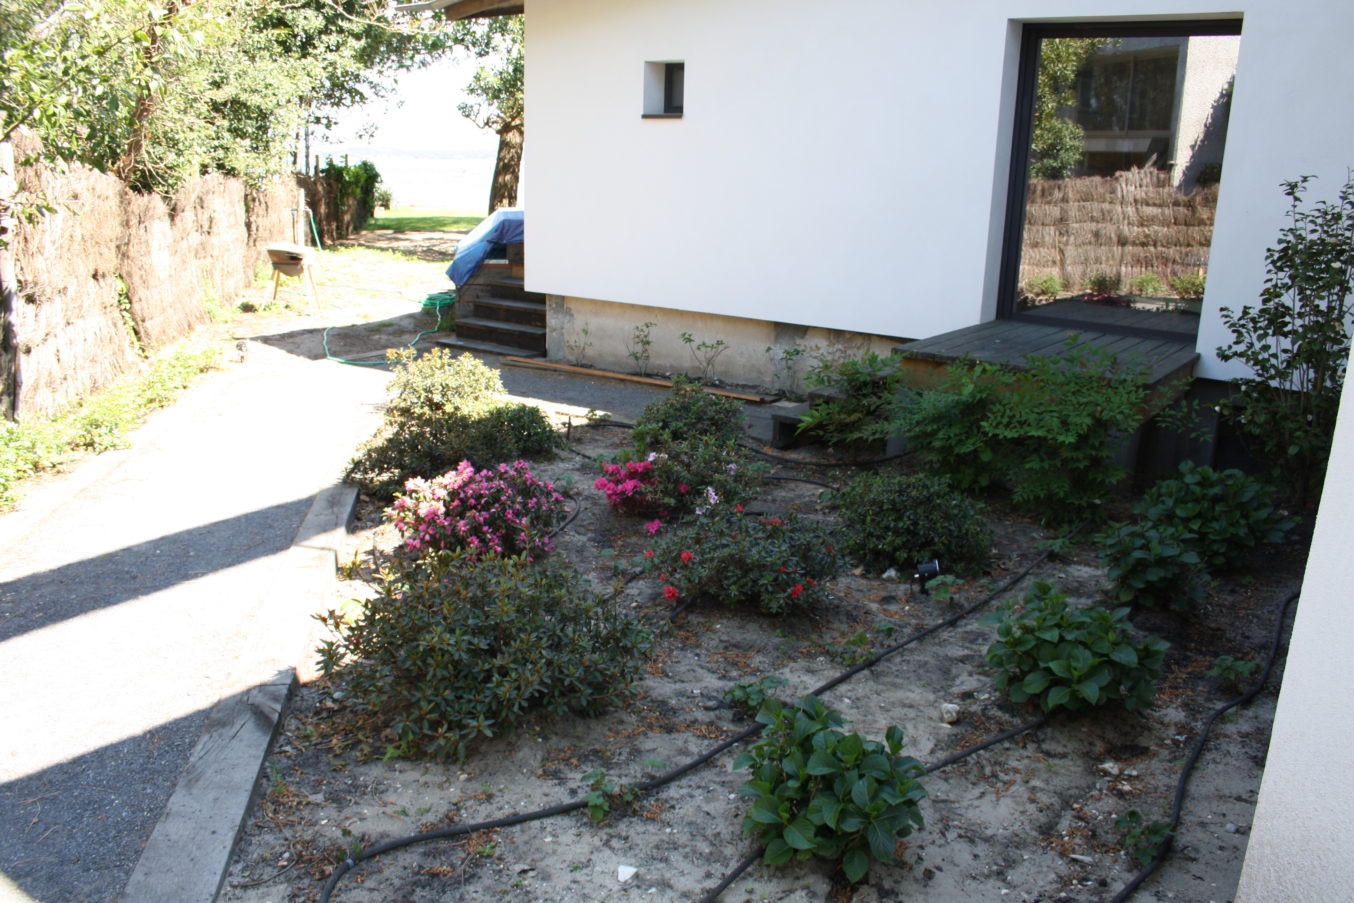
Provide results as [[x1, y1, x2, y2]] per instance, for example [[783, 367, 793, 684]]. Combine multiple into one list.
[[364, 207, 485, 232]]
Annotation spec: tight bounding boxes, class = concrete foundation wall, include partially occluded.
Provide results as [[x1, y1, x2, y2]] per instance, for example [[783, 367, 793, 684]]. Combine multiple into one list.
[[546, 295, 906, 393]]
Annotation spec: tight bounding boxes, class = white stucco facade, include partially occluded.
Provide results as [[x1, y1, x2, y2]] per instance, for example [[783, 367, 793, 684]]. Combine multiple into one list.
[[522, 0, 1354, 382]]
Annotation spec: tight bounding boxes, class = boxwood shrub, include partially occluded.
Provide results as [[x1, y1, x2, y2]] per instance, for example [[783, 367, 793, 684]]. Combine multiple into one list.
[[832, 471, 992, 576]]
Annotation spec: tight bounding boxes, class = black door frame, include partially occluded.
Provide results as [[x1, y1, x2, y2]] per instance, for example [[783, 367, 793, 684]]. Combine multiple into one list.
[[995, 19, 1244, 336]]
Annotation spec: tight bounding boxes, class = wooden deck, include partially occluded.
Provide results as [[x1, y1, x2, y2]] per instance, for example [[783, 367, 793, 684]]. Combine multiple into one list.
[[897, 319, 1199, 387], [1017, 297, 1199, 339]]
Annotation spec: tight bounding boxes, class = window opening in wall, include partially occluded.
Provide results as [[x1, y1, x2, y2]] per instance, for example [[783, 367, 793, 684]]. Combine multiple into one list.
[[664, 62, 685, 115], [998, 20, 1241, 341], [643, 60, 684, 118]]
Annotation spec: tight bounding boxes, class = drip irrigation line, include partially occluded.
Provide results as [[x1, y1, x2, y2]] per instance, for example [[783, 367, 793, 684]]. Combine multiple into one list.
[[1107, 587, 1300, 903], [316, 520, 1077, 902], [697, 714, 1051, 903], [545, 502, 582, 539], [923, 714, 1051, 774], [760, 473, 839, 491], [742, 443, 912, 469]]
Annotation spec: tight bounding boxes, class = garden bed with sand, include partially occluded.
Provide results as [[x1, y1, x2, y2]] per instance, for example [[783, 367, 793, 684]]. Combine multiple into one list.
[[218, 403, 1305, 903]]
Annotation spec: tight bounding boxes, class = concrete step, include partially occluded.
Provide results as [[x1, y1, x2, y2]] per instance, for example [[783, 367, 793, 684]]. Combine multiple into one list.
[[434, 336, 545, 358], [453, 316, 547, 353], [468, 296, 546, 327]]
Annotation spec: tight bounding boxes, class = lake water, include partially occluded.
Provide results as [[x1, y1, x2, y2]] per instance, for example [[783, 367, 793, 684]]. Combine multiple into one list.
[[322, 146, 496, 212]]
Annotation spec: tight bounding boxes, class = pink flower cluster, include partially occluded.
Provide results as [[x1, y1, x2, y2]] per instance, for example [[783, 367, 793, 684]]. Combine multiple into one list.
[[387, 460, 566, 561], [594, 458, 658, 514]]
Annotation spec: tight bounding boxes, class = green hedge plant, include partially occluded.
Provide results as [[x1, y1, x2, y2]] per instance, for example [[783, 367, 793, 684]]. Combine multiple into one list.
[[316, 552, 651, 761], [734, 696, 926, 884], [630, 374, 746, 450], [832, 471, 992, 576], [984, 581, 1169, 712], [1134, 461, 1295, 569], [345, 349, 556, 500]]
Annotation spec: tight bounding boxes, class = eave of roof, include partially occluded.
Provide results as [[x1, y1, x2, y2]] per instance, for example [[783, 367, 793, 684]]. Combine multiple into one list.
[[394, 0, 522, 18]]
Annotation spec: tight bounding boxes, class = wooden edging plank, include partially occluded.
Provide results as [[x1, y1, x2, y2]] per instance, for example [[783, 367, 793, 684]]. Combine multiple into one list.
[[500, 356, 770, 403]]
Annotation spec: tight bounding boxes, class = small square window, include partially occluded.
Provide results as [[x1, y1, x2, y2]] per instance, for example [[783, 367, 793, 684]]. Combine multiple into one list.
[[664, 63, 684, 114], [643, 60, 684, 118]]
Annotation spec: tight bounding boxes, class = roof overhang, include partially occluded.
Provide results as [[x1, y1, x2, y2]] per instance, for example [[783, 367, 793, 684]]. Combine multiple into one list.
[[394, 0, 522, 18]]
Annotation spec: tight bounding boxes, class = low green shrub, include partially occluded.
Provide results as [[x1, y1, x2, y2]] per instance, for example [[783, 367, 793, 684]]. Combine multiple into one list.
[[316, 552, 651, 762], [1115, 810, 1174, 867], [831, 471, 992, 576], [1135, 461, 1296, 570], [644, 504, 842, 614], [879, 343, 1149, 525], [1024, 273, 1064, 299], [725, 675, 789, 717], [631, 375, 746, 450], [734, 696, 927, 884], [1169, 272, 1206, 299], [1085, 272, 1123, 296], [1098, 521, 1207, 610], [345, 350, 556, 500], [798, 350, 907, 447], [1102, 521, 1207, 609], [984, 581, 1169, 712], [1129, 273, 1164, 296]]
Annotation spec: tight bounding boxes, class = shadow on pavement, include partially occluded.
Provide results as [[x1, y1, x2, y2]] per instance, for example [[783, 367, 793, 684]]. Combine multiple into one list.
[[0, 496, 313, 643]]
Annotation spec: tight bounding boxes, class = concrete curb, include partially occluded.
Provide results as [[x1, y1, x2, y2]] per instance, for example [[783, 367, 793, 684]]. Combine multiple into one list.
[[120, 483, 358, 903]]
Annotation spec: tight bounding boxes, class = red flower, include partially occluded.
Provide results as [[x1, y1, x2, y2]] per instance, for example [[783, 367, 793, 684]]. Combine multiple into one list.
[[680, 550, 694, 563], [663, 585, 680, 602], [678, 484, 690, 493], [644, 550, 655, 557], [789, 583, 804, 599], [735, 504, 744, 513]]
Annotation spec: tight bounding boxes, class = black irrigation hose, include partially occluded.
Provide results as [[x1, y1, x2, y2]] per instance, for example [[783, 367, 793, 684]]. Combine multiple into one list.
[[742, 443, 912, 469], [545, 502, 583, 539], [316, 508, 1074, 902], [697, 714, 1052, 903], [760, 473, 839, 491], [1107, 587, 1300, 903]]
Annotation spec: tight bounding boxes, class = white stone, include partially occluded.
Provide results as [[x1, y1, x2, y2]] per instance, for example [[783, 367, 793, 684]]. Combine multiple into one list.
[[618, 865, 639, 883], [940, 703, 961, 724]]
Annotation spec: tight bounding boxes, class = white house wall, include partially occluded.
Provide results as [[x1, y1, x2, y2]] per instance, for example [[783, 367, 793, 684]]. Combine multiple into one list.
[[523, 0, 1354, 380]]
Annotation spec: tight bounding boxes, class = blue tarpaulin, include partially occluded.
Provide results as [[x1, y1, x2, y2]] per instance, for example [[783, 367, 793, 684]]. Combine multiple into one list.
[[446, 208, 525, 286]]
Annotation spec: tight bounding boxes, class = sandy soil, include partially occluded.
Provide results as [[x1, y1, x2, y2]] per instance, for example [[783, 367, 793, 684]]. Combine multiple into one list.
[[218, 416, 1303, 903]]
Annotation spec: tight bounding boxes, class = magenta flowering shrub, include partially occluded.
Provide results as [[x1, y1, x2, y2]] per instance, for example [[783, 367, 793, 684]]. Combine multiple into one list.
[[596, 439, 763, 527], [595, 459, 659, 515], [387, 460, 567, 560]]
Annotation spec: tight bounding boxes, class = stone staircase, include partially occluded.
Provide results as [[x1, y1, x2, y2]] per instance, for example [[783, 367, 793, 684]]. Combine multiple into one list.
[[436, 242, 546, 357]]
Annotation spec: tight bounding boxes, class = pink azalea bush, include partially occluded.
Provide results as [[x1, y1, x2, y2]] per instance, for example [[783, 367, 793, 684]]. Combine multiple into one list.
[[594, 458, 659, 515], [387, 460, 567, 561]]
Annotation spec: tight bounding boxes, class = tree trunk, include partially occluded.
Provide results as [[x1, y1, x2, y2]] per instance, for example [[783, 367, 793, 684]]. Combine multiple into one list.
[[488, 123, 523, 211], [1, 140, 19, 419]]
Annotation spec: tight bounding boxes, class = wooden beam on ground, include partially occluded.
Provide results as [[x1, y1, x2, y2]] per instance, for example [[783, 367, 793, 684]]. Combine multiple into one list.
[[500, 356, 770, 403]]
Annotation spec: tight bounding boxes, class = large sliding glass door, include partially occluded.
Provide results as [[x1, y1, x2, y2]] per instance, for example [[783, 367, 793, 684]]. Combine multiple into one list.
[[999, 21, 1242, 341]]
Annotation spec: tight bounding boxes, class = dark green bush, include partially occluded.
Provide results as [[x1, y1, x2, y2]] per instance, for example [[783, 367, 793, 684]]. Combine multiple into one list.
[[798, 350, 907, 447], [345, 349, 556, 500], [832, 472, 992, 576], [878, 343, 1149, 525], [645, 504, 842, 614], [316, 553, 651, 762], [984, 581, 1169, 712], [1134, 461, 1296, 569], [734, 696, 926, 884], [631, 375, 746, 450], [1098, 520, 1206, 610]]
